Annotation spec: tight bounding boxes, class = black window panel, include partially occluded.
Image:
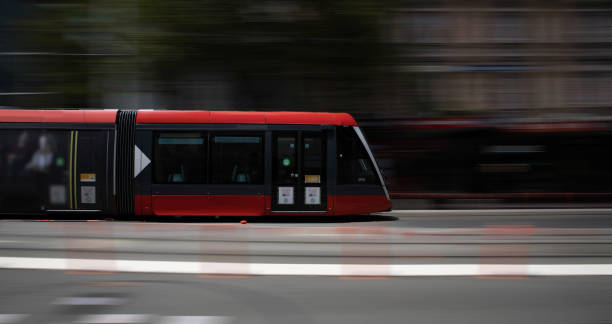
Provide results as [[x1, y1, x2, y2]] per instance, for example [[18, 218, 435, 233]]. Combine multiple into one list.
[[303, 134, 325, 183], [210, 134, 264, 184], [337, 127, 378, 185], [0, 130, 70, 212], [275, 135, 297, 185], [154, 132, 205, 184]]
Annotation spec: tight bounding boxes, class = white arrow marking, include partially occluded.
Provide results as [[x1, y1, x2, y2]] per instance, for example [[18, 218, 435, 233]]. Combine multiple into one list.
[[134, 145, 151, 178]]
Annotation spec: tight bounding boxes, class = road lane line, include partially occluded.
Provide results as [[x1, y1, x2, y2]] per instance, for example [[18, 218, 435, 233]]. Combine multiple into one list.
[[381, 208, 612, 215], [53, 297, 125, 306], [157, 316, 233, 324], [75, 314, 150, 323], [0, 315, 28, 323], [528, 264, 612, 276], [3, 256, 612, 277]]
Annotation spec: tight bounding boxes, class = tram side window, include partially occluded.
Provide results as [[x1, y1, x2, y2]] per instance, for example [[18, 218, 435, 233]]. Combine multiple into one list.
[[337, 127, 378, 184], [210, 135, 263, 184], [154, 132, 205, 184]]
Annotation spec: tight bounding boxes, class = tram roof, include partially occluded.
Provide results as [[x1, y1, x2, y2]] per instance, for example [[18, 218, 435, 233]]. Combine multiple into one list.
[[136, 110, 357, 126], [0, 109, 118, 123], [0, 109, 357, 126]]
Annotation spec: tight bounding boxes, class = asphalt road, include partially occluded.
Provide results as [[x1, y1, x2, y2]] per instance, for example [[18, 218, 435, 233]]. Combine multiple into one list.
[[384, 209, 612, 228], [1, 209, 612, 324], [2, 270, 612, 324]]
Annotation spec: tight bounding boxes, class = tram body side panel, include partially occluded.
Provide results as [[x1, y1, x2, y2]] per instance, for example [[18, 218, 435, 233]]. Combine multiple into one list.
[[149, 194, 265, 216], [0, 125, 114, 215], [135, 126, 267, 217], [333, 196, 390, 215], [132, 123, 389, 217], [134, 129, 153, 216], [333, 190, 391, 215]]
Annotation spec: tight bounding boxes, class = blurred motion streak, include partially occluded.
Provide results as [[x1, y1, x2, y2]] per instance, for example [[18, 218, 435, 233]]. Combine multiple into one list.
[[199, 224, 251, 278], [479, 225, 535, 279], [62, 222, 117, 274], [338, 226, 392, 279], [2, 1, 612, 207]]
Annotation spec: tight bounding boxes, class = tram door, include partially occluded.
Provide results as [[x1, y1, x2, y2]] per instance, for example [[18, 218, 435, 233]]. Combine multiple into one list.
[[72, 130, 109, 212], [272, 131, 326, 212]]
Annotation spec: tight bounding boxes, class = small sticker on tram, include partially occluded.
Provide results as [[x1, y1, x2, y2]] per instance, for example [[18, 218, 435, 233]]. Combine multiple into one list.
[[305, 174, 320, 184], [80, 173, 96, 182], [278, 187, 294, 204], [49, 185, 66, 204], [305, 187, 321, 205], [81, 186, 96, 204]]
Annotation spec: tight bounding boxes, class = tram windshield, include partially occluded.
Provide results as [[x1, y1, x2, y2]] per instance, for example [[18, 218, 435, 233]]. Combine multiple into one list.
[[337, 126, 379, 185]]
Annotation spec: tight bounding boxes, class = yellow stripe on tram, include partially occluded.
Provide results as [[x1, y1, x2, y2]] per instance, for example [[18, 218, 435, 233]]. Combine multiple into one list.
[[73, 131, 78, 210], [68, 131, 74, 209]]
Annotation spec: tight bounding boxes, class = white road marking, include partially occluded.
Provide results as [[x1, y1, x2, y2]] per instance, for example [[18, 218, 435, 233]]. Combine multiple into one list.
[[0, 314, 232, 324], [75, 314, 150, 323], [54, 297, 125, 306], [157, 316, 232, 324], [2, 256, 612, 276], [0, 314, 28, 323]]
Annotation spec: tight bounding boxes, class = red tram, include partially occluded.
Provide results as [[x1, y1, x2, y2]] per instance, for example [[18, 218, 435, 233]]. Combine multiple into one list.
[[0, 109, 391, 217]]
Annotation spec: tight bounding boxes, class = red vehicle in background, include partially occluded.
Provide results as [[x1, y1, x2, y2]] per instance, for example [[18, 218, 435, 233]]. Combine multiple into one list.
[[360, 115, 612, 205]]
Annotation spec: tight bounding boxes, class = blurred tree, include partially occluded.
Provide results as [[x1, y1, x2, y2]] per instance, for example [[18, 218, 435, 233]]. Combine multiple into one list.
[[17, 0, 398, 111]]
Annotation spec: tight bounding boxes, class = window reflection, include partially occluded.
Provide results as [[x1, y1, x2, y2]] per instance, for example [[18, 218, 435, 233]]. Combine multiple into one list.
[[337, 127, 378, 185], [211, 135, 263, 184], [154, 132, 205, 184]]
